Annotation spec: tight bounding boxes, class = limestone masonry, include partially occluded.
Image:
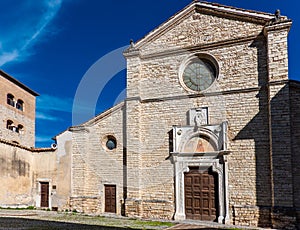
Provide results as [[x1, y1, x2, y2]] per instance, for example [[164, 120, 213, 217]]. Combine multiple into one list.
[[0, 1, 299, 229]]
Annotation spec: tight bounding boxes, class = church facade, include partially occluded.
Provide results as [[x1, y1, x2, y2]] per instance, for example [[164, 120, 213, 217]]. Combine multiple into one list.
[[55, 1, 300, 229], [0, 1, 300, 229]]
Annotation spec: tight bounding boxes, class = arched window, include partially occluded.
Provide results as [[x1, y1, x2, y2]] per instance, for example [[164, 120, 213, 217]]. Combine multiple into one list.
[[7, 94, 15, 107], [6, 120, 14, 131], [16, 99, 24, 111], [106, 136, 117, 150], [16, 124, 24, 134]]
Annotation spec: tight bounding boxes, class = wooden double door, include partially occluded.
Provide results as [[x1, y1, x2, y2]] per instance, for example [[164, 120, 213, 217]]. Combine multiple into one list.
[[184, 167, 218, 221]]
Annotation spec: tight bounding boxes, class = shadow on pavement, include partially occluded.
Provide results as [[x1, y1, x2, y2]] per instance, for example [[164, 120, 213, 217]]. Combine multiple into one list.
[[0, 217, 131, 229]]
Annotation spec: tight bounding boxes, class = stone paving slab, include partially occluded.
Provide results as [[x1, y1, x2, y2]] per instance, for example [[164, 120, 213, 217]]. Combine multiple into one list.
[[165, 218, 277, 230], [166, 223, 221, 229]]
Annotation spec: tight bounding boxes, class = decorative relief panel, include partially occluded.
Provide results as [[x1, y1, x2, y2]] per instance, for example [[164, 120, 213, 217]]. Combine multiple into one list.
[[188, 107, 208, 126], [172, 122, 227, 153]]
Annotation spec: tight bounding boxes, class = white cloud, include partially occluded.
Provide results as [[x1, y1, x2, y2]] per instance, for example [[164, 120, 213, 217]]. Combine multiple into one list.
[[35, 135, 54, 143], [22, 0, 63, 51], [0, 0, 63, 67], [37, 94, 73, 113], [36, 111, 62, 121], [0, 50, 19, 66]]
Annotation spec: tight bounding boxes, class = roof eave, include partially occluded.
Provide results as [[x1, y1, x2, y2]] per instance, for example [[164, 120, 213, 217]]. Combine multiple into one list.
[[0, 70, 39, 96], [133, 1, 283, 50]]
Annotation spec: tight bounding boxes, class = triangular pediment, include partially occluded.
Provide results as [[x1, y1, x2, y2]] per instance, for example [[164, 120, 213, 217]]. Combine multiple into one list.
[[131, 1, 283, 55]]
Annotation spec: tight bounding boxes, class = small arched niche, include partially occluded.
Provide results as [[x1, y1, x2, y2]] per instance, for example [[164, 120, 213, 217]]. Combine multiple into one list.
[[7, 94, 15, 107], [16, 99, 24, 111], [183, 135, 217, 153]]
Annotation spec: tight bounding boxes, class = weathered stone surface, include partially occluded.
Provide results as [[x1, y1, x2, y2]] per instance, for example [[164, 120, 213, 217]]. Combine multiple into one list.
[[21, 2, 298, 229]]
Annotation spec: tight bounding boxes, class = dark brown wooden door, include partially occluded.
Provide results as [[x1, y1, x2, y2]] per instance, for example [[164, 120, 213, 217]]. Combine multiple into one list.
[[105, 185, 116, 213], [184, 168, 217, 221], [40, 182, 49, 207]]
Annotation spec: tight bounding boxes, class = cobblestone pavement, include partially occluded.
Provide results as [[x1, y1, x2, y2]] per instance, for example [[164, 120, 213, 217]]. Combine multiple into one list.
[[0, 210, 274, 230]]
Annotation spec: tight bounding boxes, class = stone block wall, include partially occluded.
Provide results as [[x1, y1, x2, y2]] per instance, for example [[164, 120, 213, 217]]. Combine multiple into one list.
[[139, 10, 264, 55], [70, 196, 101, 213], [58, 2, 299, 229], [125, 10, 272, 224], [225, 89, 272, 218], [269, 84, 294, 207], [290, 83, 300, 229], [0, 141, 59, 209], [0, 105, 35, 146], [70, 103, 125, 215], [123, 4, 297, 228], [142, 200, 174, 220], [130, 89, 272, 223], [0, 142, 34, 207], [137, 40, 267, 101], [232, 205, 261, 227], [53, 131, 72, 210]]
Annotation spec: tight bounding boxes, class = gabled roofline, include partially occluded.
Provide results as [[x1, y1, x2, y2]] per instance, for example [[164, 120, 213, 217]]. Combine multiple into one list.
[[133, 1, 196, 49], [0, 138, 55, 152], [133, 1, 284, 50], [0, 70, 39, 96], [69, 101, 125, 130], [198, 1, 275, 20], [54, 101, 125, 138]]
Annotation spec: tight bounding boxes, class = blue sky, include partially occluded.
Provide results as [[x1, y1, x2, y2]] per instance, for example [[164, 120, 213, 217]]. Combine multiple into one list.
[[0, 0, 299, 147]]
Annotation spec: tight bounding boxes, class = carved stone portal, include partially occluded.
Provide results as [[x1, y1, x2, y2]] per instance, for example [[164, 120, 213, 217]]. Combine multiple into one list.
[[170, 119, 229, 224]]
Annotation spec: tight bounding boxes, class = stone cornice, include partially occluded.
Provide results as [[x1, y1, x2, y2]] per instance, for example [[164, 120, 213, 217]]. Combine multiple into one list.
[[0, 70, 39, 96], [196, 4, 271, 25], [0, 138, 55, 152], [123, 47, 140, 58], [171, 150, 231, 158], [268, 79, 290, 86], [134, 1, 275, 50], [264, 20, 292, 35], [134, 2, 196, 49], [125, 86, 261, 104], [137, 35, 263, 60], [70, 101, 125, 128], [68, 126, 90, 133], [126, 81, 296, 104]]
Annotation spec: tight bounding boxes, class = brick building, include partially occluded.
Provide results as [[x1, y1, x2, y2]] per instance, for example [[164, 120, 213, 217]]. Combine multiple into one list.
[[0, 71, 69, 213], [0, 70, 38, 146]]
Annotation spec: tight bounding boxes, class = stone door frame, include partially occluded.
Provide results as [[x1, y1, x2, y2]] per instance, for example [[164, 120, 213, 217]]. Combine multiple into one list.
[[36, 178, 52, 209], [171, 153, 229, 224]]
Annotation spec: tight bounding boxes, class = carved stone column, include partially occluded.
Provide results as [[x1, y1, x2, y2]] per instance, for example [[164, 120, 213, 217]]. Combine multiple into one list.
[[223, 155, 230, 224], [174, 157, 189, 220], [212, 160, 224, 223]]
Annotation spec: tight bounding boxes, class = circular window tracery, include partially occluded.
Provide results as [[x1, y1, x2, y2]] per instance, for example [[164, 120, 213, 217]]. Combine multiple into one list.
[[179, 54, 218, 93]]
